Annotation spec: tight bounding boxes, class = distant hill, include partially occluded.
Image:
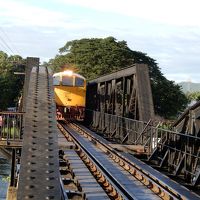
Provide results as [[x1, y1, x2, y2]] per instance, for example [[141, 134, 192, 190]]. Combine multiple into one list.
[[178, 82, 200, 93]]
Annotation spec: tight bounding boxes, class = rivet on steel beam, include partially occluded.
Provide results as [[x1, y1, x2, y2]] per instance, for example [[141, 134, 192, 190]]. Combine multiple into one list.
[[46, 163, 54, 166], [26, 176, 36, 180], [25, 195, 34, 199], [27, 169, 36, 173], [46, 177, 55, 180], [46, 186, 54, 189], [25, 185, 35, 189], [46, 155, 54, 159], [45, 170, 54, 174], [45, 196, 54, 200], [46, 148, 53, 152]]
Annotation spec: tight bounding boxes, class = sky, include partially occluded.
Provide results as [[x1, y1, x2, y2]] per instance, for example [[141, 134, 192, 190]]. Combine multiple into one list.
[[0, 0, 200, 83]]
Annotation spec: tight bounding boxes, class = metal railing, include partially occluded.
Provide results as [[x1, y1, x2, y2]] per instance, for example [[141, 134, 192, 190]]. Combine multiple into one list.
[[0, 112, 24, 146], [85, 109, 200, 186], [85, 110, 200, 152], [85, 110, 160, 152], [149, 127, 200, 186]]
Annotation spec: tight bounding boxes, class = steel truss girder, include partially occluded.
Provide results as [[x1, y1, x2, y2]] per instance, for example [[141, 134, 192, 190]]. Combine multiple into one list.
[[173, 101, 200, 137], [149, 101, 200, 186], [86, 64, 154, 122]]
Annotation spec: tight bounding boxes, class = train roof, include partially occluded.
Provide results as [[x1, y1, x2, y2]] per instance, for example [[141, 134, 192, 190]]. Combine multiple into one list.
[[53, 71, 85, 80]]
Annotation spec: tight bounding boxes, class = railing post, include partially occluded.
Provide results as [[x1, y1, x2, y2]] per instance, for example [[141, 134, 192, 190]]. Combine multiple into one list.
[[10, 148, 16, 187]]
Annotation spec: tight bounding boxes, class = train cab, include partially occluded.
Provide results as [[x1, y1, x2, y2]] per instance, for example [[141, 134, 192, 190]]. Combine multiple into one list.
[[53, 70, 86, 119]]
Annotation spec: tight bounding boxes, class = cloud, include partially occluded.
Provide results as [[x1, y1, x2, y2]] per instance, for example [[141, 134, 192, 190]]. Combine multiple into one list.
[[59, 0, 200, 26], [0, 0, 73, 28], [0, 0, 112, 32], [0, 0, 200, 83], [165, 73, 199, 83]]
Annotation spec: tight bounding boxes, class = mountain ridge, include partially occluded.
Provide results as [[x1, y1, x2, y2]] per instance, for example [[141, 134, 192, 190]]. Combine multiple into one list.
[[178, 82, 200, 93]]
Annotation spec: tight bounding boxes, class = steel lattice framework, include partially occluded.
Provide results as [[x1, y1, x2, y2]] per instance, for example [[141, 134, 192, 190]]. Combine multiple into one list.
[[85, 64, 154, 144], [149, 101, 200, 186], [86, 64, 154, 121]]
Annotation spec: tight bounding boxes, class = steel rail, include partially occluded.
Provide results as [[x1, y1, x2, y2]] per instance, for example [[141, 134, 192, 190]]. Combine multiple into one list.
[[58, 122, 124, 200], [69, 122, 172, 199], [58, 121, 162, 200], [70, 122, 200, 200]]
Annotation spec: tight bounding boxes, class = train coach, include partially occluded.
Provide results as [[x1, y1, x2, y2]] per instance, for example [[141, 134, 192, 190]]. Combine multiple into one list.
[[53, 70, 86, 119]]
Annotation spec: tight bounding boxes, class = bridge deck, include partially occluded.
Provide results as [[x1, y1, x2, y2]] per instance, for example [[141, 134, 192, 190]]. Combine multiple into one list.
[[77, 122, 200, 200], [64, 124, 160, 200]]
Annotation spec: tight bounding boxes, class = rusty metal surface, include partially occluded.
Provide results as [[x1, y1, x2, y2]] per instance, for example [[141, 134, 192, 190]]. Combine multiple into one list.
[[17, 66, 62, 199]]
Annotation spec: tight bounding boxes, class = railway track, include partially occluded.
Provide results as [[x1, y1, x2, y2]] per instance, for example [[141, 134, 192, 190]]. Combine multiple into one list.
[[57, 120, 200, 200]]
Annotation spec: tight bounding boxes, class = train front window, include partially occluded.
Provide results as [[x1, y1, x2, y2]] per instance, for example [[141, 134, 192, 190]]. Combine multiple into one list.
[[75, 77, 84, 87], [53, 76, 60, 86], [62, 76, 73, 86]]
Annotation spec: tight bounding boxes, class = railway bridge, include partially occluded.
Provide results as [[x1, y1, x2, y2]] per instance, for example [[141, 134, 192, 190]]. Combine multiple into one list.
[[0, 57, 199, 200]]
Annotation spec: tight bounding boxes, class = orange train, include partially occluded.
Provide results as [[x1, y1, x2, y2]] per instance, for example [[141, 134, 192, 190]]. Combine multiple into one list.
[[53, 70, 86, 119]]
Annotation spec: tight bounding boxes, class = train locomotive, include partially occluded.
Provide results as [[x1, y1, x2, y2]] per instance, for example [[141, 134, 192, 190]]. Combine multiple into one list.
[[53, 70, 86, 120]]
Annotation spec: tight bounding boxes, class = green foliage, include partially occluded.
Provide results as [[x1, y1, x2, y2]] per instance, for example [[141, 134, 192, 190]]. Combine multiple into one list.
[[49, 37, 133, 79], [2, 176, 10, 182], [0, 51, 25, 110], [48, 55, 70, 73], [152, 77, 188, 118], [186, 91, 200, 101], [48, 37, 188, 118]]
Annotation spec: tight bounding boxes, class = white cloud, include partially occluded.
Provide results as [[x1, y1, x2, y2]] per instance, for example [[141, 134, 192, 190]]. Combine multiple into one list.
[[0, 0, 73, 28], [0, 0, 106, 31], [165, 73, 199, 83], [0, 0, 200, 83], [59, 0, 200, 26]]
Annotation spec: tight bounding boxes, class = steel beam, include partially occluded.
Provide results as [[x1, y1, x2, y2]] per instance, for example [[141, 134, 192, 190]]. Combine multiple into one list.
[[17, 65, 62, 199]]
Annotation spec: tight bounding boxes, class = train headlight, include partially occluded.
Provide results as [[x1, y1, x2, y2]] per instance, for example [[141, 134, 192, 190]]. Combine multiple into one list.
[[63, 70, 73, 76]]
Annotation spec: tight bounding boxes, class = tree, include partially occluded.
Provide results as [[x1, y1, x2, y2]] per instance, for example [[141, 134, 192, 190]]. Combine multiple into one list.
[[49, 37, 133, 78], [186, 91, 200, 102], [0, 51, 25, 110], [48, 37, 188, 118]]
